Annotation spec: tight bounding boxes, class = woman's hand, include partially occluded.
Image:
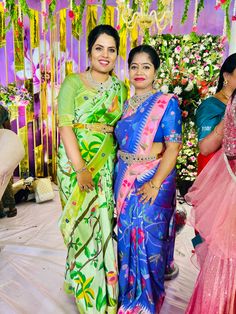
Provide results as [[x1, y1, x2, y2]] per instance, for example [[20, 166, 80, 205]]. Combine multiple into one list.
[[76, 169, 95, 192], [136, 181, 159, 205]]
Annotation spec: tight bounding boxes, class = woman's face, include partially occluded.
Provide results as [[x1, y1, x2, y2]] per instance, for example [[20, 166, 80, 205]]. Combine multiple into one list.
[[89, 33, 117, 74], [225, 69, 236, 91], [129, 52, 156, 93]]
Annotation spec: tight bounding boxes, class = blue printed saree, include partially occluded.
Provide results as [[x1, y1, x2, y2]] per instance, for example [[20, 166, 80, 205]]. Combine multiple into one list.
[[114, 92, 182, 313]]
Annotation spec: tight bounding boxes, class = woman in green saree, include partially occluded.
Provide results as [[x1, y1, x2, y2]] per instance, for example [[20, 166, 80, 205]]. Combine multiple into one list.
[[57, 25, 127, 313]]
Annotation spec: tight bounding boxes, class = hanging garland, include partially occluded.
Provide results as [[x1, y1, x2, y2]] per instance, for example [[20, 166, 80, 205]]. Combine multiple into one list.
[[1, 0, 235, 38], [99, 0, 107, 24]]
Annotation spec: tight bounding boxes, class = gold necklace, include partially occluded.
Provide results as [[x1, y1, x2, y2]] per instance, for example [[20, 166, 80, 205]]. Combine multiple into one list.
[[128, 91, 153, 111], [86, 69, 112, 93], [220, 90, 231, 101]]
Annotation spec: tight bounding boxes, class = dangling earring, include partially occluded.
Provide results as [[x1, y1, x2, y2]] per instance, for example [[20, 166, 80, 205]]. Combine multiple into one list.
[[223, 79, 228, 87], [152, 76, 158, 89]]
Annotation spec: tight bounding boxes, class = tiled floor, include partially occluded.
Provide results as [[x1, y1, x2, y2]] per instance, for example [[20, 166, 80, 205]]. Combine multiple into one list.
[[0, 186, 198, 314]]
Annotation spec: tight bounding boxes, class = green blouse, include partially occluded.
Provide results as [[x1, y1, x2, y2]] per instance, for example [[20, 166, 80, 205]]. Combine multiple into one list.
[[58, 73, 127, 127]]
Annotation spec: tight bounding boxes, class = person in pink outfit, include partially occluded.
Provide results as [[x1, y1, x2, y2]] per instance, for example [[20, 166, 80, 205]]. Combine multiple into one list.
[[185, 91, 236, 314]]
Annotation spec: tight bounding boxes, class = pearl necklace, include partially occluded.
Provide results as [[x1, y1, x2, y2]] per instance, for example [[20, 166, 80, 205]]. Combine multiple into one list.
[[86, 69, 112, 93], [128, 91, 153, 111]]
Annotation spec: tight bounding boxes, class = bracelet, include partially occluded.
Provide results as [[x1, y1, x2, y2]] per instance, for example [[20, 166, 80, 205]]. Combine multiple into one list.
[[149, 180, 160, 191], [214, 125, 224, 137], [73, 165, 87, 175]]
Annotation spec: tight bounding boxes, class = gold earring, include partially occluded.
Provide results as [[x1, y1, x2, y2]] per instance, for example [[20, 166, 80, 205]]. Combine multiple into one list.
[[223, 80, 228, 87]]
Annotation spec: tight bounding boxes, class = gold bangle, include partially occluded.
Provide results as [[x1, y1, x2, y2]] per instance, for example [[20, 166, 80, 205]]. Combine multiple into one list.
[[214, 125, 223, 137], [71, 164, 87, 175], [149, 180, 160, 190]]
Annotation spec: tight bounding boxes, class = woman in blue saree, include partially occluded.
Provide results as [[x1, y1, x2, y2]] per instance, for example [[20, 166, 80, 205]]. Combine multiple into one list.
[[114, 45, 182, 313]]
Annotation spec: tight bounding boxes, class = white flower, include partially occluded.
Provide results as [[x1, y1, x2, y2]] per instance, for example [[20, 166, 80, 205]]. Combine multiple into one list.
[[184, 46, 189, 52], [198, 69, 204, 76], [160, 73, 165, 78], [185, 81, 194, 92], [209, 86, 216, 94], [160, 85, 169, 94], [183, 57, 189, 63], [173, 86, 182, 95], [204, 66, 209, 71], [200, 44, 205, 50]]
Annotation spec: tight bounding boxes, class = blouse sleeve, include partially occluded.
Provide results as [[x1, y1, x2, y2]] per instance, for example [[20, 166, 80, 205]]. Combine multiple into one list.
[[154, 97, 182, 143], [57, 74, 82, 127], [196, 99, 223, 141]]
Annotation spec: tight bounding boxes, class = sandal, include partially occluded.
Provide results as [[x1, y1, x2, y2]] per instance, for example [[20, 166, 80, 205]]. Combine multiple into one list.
[[0, 211, 6, 218], [6, 208, 17, 218]]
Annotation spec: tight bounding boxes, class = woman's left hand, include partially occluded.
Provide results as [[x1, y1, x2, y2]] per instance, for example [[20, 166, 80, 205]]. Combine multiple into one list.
[[136, 182, 159, 205]]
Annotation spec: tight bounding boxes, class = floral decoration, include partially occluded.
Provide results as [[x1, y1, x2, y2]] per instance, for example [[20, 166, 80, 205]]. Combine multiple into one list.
[[0, 84, 33, 111], [148, 33, 225, 182]]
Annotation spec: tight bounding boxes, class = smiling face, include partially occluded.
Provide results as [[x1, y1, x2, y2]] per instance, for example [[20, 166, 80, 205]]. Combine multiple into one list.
[[89, 33, 118, 75], [129, 52, 156, 94]]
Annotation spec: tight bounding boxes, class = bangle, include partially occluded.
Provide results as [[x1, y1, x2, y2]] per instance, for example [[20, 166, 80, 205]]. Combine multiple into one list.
[[214, 125, 224, 137], [149, 180, 160, 190], [72, 165, 87, 175]]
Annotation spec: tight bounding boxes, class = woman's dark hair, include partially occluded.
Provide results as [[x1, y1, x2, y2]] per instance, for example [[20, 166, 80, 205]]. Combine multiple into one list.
[[87, 24, 120, 55], [216, 53, 236, 92], [128, 45, 160, 70]]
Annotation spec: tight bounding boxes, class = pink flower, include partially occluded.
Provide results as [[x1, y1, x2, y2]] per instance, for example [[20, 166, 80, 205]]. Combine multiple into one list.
[[214, 4, 221, 10], [190, 156, 196, 162], [174, 45, 181, 53], [42, 11, 48, 17], [187, 141, 193, 147], [169, 25, 173, 32], [192, 25, 197, 32], [68, 10, 75, 19], [116, 25, 121, 31], [46, 0, 52, 4], [72, 201, 77, 206], [232, 16, 236, 21], [220, 0, 226, 3]]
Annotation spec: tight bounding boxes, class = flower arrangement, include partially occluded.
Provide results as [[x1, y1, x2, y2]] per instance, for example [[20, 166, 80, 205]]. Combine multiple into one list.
[[0, 84, 33, 110], [148, 33, 225, 182]]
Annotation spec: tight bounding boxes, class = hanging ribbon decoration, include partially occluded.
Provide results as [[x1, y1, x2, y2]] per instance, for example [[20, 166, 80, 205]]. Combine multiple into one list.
[[105, 5, 115, 26], [13, 5, 24, 72], [60, 9, 67, 52], [0, 2, 6, 48], [30, 9, 39, 49], [86, 5, 97, 38]]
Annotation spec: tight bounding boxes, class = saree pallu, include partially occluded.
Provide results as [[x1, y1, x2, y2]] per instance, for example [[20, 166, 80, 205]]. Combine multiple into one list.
[[114, 92, 182, 313], [196, 97, 226, 174], [57, 74, 127, 314]]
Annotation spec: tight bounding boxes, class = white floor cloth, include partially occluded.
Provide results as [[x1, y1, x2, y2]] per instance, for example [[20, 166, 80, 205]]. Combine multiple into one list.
[[0, 186, 198, 314]]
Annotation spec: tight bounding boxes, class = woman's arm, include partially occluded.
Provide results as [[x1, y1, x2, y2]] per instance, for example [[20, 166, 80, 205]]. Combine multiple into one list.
[[198, 119, 224, 156], [151, 142, 181, 188], [59, 126, 94, 191], [59, 126, 85, 171], [137, 142, 181, 205]]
